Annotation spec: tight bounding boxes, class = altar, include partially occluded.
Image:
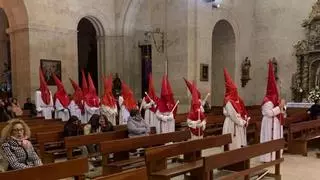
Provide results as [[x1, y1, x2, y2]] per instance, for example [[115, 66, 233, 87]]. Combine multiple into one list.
[[286, 102, 313, 108]]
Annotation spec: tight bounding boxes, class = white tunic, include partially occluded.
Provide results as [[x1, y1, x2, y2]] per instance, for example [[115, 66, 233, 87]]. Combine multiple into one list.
[[187, 119, 206, 140], [141, 98, 158, 131], [118, 96, 130, 125], [84, 103, 100, 124], [222, 101, 247, 150], [155, 110, 175, 134], [100, 105, 118, 126], [68, 100, 83, 121], [35, 91, 54, 119], [260, 101, 283, 162], [54, 99, 70, 122]]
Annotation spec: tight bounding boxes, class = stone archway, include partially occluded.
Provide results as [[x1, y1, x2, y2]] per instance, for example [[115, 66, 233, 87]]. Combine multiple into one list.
[[77, 16, 105, 94], [211, 20, 236, 106], [0, 0, 29, 102]]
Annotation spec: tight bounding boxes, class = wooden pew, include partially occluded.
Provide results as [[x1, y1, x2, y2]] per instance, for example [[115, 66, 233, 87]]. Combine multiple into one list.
[[65, 129, 128, 159], [203, 139, 285, 180], [94, 167, 147, 180], [100, 130, 191, 175], [36, 130, 65, 163], [0, 157, 88, 180], [145, 134, 232, 180], [288, 119, 320, 156]]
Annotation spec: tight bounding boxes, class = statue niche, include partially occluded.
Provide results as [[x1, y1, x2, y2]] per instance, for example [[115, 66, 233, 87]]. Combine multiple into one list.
[[292, 0, 320, 102]]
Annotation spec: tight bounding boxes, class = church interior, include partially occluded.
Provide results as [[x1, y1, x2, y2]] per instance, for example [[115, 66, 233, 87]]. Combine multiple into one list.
[[1, 0, 320, 179]]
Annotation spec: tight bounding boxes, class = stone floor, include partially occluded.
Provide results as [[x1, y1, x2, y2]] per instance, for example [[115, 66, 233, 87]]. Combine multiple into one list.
[[60, 147, 320, 180]]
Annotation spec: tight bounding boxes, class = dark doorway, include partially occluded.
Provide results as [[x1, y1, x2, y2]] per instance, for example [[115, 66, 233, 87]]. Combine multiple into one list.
[[0, 8, 11, 98], [139, 45, 152, 98], [77, 18, 98, 89]]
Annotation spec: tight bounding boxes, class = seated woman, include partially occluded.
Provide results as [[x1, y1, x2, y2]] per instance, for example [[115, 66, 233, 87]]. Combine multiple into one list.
[[63, 116, 82, 137], [127, 109, 150, 137], [84, 114, 113, 135], [11, 98, 23, 117], [1, 119, 42, 170]]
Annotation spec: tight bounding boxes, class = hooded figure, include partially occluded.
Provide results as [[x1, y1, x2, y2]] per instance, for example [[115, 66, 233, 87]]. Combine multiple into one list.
[[141, 74, 159, 132], [186, 82, 206, 139], [100, 75, 118, 125], [222, 68, 249, 150], [52, 73, 70, 121], [68, 78, 84, 122], [83, 72, 100, 123], [184, 78, 205, 113], [260, 61, 285, 162], [118, 81, 137, 125], [155, 75, 176, 133], [35, 67, 54, 119]]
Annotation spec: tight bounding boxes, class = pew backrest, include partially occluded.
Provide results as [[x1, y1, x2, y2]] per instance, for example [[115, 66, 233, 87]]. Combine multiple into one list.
[[100, 130, 191, 154], [94, 167, 147, 180], [145, 134, 232, 163], [0, 157, 88, 180]]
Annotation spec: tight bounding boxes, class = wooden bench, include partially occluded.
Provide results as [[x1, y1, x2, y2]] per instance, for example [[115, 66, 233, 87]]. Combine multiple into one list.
[[203, 139, 285, 180], [100, 130, 191, 175], [0, 157, 88, 180], [145, 134, 232, 180], [36, 130, 65, 163], [288, 119, 320, 156], [65, 129, 128, 160], [94, 167, 148, 180]]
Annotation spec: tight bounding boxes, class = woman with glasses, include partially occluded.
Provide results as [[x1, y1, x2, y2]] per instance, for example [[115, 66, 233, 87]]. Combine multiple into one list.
[[1, 119, 42, 170]]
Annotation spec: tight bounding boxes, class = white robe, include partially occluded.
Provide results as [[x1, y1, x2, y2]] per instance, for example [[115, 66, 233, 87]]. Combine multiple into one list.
[[100, 105, 118, 126], [155, 110, 175, 134], [35, 91, 54, 119], [84, 103, 100, 124], [187, 119, 206, 140], [68, 100, 83, 121], [54, 99, 70, 122], [260, 101, 283, 163], [141, 98, 158, 132], [118, 96, 130, 125], [222, 101, 247, 150]]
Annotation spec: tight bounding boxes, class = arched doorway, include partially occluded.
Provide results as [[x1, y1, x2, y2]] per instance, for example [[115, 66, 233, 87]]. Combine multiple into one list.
[[0, 8, 11, 98], [211, 20, 236, 106], [78, 18, 98, 89], [77, 16, 105, 93]]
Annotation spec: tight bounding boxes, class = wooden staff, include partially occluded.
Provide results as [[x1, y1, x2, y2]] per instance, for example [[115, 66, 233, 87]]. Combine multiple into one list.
[[198, 109, 201, 137]]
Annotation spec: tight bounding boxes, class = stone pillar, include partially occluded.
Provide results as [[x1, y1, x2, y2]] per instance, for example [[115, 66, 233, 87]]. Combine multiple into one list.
[[7, 27, 31, 103], [97, 35, 106, 95], [302, 56, 309, 95]]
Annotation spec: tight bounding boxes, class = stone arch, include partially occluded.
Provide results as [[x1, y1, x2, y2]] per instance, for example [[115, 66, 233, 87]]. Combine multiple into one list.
[[0, 0, 29, 102], [77, 15, 105, 94], [211, 19, 236, 106]]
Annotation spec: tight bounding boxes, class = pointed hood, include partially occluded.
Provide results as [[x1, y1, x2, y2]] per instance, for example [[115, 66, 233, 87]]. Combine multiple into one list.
[[158, 75, 176, 114], [262, 60, 279, 106], [183, 78, 201, 98], [145, 74, 159, 113], [81, 70, 88, 95], [39, 67, 51, 105], [52, 73, 70, 108], [121, 81, 137, 111], [69, 78, 84, 112], [101, 75, 116, 108], [223, 68, 248, 119], [84, 73, 100, 107], [187, 83, 206, 136]]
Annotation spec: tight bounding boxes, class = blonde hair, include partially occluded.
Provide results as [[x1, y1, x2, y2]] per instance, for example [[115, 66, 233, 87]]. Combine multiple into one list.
[[1, 119, 31, 140]]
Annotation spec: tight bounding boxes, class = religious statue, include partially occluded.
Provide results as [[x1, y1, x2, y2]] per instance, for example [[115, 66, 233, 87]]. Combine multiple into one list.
[[272, 57, 278, 80], [112, 73, 122, 98], [241, 57, 251, 87]]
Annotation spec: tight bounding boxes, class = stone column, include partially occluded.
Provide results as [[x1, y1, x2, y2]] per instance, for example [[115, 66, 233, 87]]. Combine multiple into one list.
[[97, 35, 106, 95], [302, 56, 309, 96]]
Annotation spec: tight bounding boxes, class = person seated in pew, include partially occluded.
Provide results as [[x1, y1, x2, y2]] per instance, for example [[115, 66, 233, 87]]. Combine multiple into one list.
[[64, 116, 82, 137], [222, 69, 249, 150], [307, 99, 320, 120], [127, 109, 150, 137], [0, 99, 10, 122], [23, 98, 37, 116], [1, 119, 42, 170], [11, 98, 23, 117]]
